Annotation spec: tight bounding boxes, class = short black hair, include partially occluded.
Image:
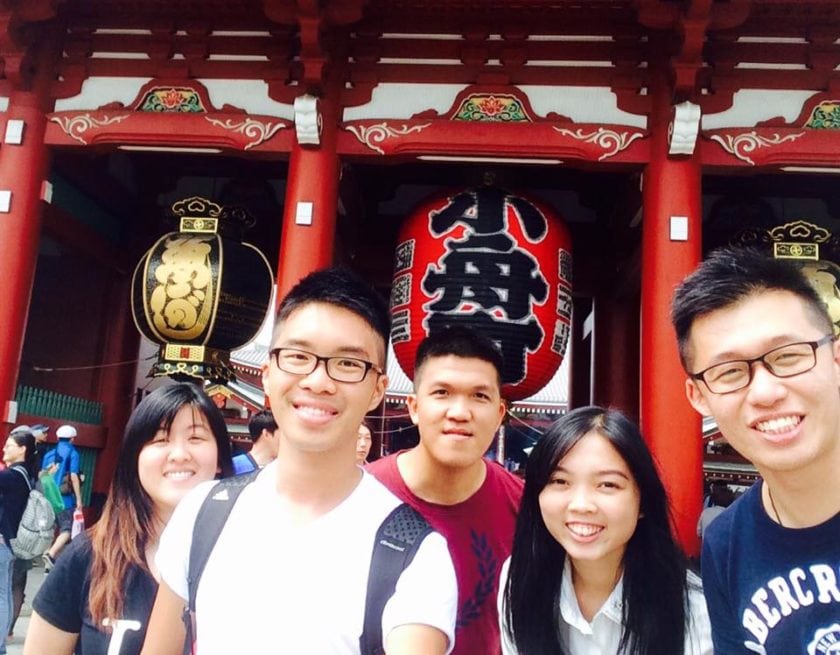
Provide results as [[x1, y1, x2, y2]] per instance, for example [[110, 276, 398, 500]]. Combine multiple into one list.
[[274, 268, 390, 361], [671, 247, 832, 369], [414, 324, 504, 389], [248, 409, 277, 441]]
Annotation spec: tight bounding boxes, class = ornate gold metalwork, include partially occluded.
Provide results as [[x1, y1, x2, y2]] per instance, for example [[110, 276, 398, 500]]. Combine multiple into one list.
[[774, 242, 818, 260], [163, 344, 206, 362], [768, 220, 831, 244], [181, 217, 219, 233]]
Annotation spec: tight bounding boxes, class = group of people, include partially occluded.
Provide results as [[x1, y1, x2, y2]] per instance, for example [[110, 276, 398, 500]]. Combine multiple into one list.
[[0, 245, 835, 654]]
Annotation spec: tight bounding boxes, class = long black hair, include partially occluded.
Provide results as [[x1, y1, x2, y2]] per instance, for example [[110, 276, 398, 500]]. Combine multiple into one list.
[[89, 382, 233, 630], [8, 431, 38, 478], [503, 406, 690, 655]]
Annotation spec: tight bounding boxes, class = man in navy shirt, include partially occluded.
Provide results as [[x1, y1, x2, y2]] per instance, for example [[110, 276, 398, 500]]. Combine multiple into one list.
[[672, 248, 840, 654]]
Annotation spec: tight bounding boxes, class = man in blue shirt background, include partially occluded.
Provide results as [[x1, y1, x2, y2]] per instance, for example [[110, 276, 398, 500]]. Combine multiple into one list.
[[232, 410, 279, 475], [40, 424, 83, 569]]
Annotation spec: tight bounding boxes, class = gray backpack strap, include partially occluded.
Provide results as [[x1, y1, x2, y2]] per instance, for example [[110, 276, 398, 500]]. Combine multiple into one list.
[[182, 470, 259, 655], [359, 504, 434, 655]]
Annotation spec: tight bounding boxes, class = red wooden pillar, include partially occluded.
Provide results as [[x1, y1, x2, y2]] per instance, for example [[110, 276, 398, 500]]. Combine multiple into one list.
[[0, 84, 52, 429], [91, 274, 141, 495], [276, 91, 341, 299], [640, 75, 703, 555], [592, 297, 640, 422]]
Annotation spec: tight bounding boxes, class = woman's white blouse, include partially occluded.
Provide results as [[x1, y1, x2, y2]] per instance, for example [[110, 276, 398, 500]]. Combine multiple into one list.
[[498, 557, 713, 655]]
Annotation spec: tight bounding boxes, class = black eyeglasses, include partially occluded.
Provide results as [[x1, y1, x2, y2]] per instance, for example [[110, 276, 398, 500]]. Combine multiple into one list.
[[269, 347, 383, 383], [690, 334, 835, 394]]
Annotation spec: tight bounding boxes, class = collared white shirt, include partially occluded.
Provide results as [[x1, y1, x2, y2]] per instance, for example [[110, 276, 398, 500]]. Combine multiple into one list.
[[499, 557, 713, 655]]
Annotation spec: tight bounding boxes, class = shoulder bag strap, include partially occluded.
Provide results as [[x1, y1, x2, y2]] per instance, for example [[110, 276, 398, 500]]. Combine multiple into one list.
[[182, 470, 259, 655], [359, 503, 434, 655], [10, 465, 32, 491]]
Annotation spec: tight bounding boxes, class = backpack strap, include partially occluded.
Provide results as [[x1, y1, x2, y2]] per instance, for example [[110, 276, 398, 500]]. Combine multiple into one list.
[[182, 470, 259, 655], [10, 465, 32, 491], [359, 503, 434, 655]]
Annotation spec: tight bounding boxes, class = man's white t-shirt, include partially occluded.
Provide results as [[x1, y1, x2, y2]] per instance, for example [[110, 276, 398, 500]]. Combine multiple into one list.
[[157, 463, 458, 654]]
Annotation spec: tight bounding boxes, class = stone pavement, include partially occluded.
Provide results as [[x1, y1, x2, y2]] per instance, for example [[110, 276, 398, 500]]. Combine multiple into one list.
[[6, 560, 46, 655]]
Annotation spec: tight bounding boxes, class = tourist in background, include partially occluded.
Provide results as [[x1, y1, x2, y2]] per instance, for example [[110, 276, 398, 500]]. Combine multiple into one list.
[[0, 430, 37, 654]]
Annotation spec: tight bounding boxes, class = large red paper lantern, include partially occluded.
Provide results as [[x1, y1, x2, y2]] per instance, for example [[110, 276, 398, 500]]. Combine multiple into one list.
[[391, 186, 572, 401]]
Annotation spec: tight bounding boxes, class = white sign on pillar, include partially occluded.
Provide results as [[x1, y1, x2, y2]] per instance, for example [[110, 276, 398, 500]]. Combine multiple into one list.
[[4, 119, 24, 145], [4, 400, 18, 423], [295, 201, 313, 226], [670, 215, 689, 241]]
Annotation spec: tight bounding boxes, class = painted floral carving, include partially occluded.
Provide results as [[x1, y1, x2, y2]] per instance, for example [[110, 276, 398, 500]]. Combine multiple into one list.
[[454, 94, 530, 122], [804, 101, 840, 129], [204, 117, 287, 150], [708, 131, 805, 165], [140, 87, 205, 113], [345, 122, 431, 154], [49, 113, 131, 145], [553, 127, 644, 161]]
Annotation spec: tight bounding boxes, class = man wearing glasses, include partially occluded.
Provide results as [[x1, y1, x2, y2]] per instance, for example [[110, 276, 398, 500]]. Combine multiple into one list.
[[146, 268, 457, 654], [671, 248, 840, 654]]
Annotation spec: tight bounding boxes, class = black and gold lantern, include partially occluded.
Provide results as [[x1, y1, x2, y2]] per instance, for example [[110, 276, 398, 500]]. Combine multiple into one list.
[[131, 196, 273, 382], [733, 219, 840, 335]]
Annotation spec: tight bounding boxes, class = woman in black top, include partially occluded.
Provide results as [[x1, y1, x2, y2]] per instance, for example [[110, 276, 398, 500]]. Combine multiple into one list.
[[0, 429, 37, 654], [24, 383, 233, 655]]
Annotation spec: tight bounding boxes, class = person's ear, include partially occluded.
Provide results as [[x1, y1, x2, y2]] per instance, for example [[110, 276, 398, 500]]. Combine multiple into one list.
[[406, 394, 419, 426], [831, 337, 840, 386], [367, 373, 388, 411], [261, 361, 271, 395], [685, 377, 711, 417]]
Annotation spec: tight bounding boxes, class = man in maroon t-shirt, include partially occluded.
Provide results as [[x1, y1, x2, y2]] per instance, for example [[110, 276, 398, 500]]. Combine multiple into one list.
[[368, 326, 523, 655]]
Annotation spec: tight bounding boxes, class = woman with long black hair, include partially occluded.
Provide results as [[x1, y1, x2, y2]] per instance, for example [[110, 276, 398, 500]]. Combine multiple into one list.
[[24, 383, 233, 655], [0, 429, 37, 654], [500, 406, 712, 655]]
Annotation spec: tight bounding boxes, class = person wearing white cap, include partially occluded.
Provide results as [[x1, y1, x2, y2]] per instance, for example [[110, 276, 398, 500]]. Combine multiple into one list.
[[40, 425, 83, 569]]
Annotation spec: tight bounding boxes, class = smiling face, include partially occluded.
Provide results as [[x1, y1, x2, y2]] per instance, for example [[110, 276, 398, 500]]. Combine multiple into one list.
[[538, 431, 640, 578], [137, 404, 220, 522], [407, 355, 505, 470], [685, 290, 840, 478], [261, 302, 387, 459], [3, 438, 25, 466]]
